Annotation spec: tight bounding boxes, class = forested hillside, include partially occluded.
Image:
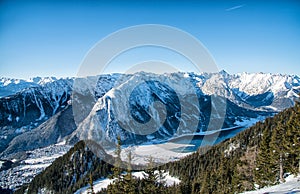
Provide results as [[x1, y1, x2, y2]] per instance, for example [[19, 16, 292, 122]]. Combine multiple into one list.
[[162, 99, 300, 193], [15, 141, 114, 194]]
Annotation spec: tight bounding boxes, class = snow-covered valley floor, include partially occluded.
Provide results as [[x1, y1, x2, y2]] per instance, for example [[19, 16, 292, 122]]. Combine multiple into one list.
[[108, 142, 194, 165]]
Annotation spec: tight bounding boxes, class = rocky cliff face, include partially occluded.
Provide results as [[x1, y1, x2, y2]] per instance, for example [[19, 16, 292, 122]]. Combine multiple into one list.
[[0, 78, 73, 128], [0, 79, 73, 154], [1, 105, 76, 157]]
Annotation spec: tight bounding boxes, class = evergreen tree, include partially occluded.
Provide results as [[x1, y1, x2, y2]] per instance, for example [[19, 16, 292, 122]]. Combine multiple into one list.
[[142, 157, 159, 193], [121, 150, 137, 194], [113, 136, 122, 180], [157, 169, 166, 187], [270, 118, 286, 183], [285, 101, 300, 174], [88, 173, 94, 194], [108, 136, 123, 194], [255, 126, 277, 187]]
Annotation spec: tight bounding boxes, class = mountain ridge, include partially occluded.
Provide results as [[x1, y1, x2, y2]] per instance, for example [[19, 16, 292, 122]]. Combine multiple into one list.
[[0, 71, 299, 158]]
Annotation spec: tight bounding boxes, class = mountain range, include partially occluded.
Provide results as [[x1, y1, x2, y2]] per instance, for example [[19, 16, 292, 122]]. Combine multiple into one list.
[[0, 71, 299, 159]]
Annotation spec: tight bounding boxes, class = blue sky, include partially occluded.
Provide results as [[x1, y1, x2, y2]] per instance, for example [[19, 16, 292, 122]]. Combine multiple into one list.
[[0, 0, 299, 79]]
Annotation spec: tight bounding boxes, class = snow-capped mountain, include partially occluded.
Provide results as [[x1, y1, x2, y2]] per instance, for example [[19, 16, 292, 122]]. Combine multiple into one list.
[[190, 71, 300, 111], [0, 77, 59, 97], [69, 71, 281, 147], [0, 78, 73, 155], [0, 78, 73, 129], [0, 71, 299, 158], [228, 72, 300, 110]]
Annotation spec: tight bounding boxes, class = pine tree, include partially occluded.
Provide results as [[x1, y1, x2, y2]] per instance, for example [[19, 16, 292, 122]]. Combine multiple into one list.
[[142, 157, 160, 193], [88, 173, 94, 194], [157, 169, 166, 188], [108, 136, 123, 194], [285, 101, 300, 175], [232, 164, 242, 192], [255, 126, 277, 187], [121, 150, 136, 194], [270, 119, 286, 183]]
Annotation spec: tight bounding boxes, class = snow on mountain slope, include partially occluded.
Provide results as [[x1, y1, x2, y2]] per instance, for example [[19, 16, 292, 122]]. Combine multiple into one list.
[[0, 77, 73, 129], [228, 72, 300, 110], [0, 78, 73, 155], [0, 78, 73, 128], [230, 72, 300, 95], [1, 104, 76, 157], [0, 74, 125, 158], [1, 71, 299, 157], [69, 72, 272, 149], [0, 77, 59, 97], [177, 71, 300, 111]]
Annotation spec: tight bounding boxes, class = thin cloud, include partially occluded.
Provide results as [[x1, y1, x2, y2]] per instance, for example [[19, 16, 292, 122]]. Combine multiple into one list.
[[226, 4, 245, 11]]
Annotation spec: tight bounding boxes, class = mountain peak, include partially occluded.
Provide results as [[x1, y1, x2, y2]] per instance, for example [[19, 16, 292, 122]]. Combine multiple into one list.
[[219, 69, 229, 75]]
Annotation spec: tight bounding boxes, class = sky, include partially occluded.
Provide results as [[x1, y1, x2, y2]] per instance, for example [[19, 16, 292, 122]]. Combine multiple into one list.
[[0, 0, 299, 79]]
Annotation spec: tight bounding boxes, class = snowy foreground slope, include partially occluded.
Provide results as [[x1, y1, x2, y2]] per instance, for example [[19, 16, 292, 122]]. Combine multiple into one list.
[[242, 174, 300, 194], [74, 174, 300, 194], [74, 171, 180, 194]]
